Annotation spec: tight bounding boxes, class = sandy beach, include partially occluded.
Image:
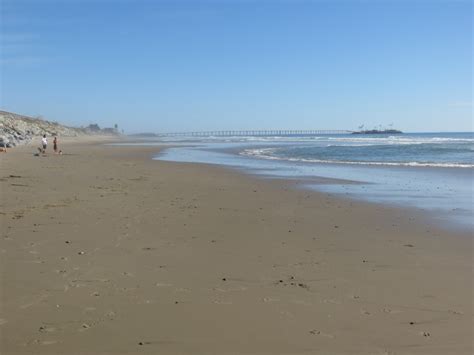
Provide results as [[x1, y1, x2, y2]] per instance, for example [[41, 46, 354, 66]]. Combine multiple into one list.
[[0, 138, 472, 355]]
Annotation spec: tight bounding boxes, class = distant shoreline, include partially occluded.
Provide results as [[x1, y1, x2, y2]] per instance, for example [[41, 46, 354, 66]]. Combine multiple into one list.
[[145, 132, 473, 231]]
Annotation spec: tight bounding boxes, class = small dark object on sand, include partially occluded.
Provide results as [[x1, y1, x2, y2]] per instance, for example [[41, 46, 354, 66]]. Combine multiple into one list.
[[222, 278, 227, 281]]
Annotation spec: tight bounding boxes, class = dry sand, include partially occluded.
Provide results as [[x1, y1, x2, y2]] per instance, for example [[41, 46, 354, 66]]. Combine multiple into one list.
[[0, 138, 472, 355]]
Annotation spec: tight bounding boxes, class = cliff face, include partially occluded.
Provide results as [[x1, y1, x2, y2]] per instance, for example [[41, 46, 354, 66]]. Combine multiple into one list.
[[0, 111, 117, 147]]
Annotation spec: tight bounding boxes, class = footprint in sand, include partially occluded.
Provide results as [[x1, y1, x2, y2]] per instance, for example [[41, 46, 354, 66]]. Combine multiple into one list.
[[105, 311, 116, 320], [323, 299, 341, 305], [382, 308, 402, 314], [174, 287, 191, 293], [291, 299, 312, 306], [214, 286, 248, 293], [78, 323, 92, 332], [26, 338, 57, 346], [262, 297, 279, 303], [38, 325, 57, 333], [212, 300, 233, 305], [155, 282, 172, 287], [309, 329, 334, 338], [360, 309, 371, 316], [41, 340, 59, 345]]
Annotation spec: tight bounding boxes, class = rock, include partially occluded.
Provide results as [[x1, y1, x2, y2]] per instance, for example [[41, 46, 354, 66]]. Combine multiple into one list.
[[0, 110, 120, 148]]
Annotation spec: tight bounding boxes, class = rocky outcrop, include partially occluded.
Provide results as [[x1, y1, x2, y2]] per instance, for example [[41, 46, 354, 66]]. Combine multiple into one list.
[[0, 111, 118, 147]]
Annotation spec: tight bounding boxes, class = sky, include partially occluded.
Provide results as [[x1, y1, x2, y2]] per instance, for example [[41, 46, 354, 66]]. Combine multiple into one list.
[[1, 0, 472, 133]]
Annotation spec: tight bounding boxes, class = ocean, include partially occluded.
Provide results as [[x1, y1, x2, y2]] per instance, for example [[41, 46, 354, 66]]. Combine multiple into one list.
[[124, 132, 474, 230], [239, 132, 473, 168]]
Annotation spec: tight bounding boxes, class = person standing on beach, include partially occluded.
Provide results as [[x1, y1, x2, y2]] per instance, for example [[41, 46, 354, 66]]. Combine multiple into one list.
[[41, 134, 48, 153], [53, 136, 58, 153]]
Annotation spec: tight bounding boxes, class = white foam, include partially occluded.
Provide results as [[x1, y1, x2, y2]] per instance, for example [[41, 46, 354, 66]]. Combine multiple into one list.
[[240, 149, 474, 168], [158, 134, 473, 147]]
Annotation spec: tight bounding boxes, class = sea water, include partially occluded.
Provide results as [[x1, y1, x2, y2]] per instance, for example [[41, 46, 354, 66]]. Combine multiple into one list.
[[128, 132, 473, 230]]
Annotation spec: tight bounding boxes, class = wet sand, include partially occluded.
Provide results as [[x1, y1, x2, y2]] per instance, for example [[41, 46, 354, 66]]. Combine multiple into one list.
[[0, 138, 472, 354]]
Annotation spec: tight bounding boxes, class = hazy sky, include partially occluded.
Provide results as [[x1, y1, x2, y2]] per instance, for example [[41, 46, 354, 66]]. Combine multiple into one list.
[[1, 0, 472, 133]]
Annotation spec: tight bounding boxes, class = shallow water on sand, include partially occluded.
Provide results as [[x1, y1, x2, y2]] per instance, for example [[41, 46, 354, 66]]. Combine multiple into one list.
[[119, 133, 474, 231]]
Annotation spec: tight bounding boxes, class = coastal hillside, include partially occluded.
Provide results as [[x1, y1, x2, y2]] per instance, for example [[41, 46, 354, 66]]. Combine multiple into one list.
[[0, 110, 118, 147]]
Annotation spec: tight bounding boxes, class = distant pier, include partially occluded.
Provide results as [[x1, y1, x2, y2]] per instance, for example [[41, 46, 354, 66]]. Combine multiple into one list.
[[159, 130, 352, 137]]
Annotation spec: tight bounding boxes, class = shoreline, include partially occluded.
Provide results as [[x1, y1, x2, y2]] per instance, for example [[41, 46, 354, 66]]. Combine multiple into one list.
[[152, 142, 473, 232], [1, 139, 472, 354]]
